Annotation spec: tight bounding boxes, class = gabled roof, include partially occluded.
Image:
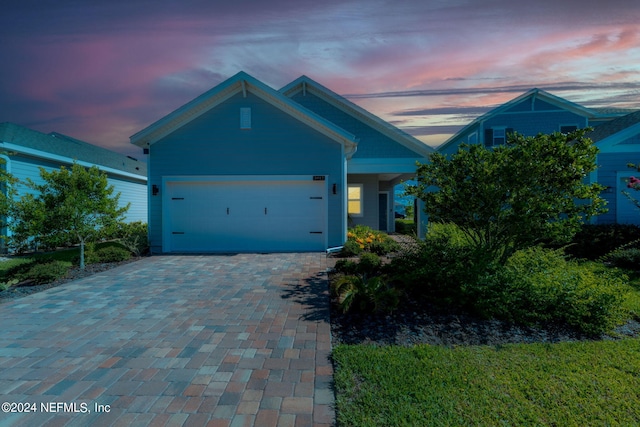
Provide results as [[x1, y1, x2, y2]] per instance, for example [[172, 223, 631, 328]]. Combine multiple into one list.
[[437, 88, 602, 152], [130, 71, 358, 157], [0, 122, 146, 178], [587, 110, 640, 143], [280, 75, 434, 158]]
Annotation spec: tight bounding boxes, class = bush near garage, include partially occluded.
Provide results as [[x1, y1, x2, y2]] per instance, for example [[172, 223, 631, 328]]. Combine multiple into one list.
[[331, 252, 400, 313], [341, 225, 399, 256]]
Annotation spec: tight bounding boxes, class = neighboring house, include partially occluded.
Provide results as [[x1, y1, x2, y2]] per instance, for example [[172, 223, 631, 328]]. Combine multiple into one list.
[[0, 123, 148, 238], [437, 88, 640, 225], [131, 71, 433, 253], [438, 88, 629, 156], [586, 111, 640, 225]]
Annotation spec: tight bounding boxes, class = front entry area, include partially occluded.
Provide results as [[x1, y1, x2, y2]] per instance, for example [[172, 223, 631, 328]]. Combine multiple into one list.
[[164, 177, 327, 252]]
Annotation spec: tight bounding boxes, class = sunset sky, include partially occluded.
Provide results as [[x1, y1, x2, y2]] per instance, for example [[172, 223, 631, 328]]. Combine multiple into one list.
[[1, 0, 639, 159]]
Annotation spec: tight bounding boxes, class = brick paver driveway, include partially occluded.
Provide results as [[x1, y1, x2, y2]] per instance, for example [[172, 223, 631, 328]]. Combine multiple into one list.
[[0, 254, 334, 426]]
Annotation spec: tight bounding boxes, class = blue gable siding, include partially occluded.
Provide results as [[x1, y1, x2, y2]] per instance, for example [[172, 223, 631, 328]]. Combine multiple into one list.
[[148, 92, 344, 252], [290, 92, 419, 159], [484, 110, 586, 138]]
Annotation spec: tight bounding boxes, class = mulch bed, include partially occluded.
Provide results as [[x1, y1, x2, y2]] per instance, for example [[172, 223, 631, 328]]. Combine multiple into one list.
[[326, 251, 640, 347]]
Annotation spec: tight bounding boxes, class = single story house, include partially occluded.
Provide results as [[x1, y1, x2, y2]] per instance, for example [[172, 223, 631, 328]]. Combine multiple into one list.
[[437, 88, 640, 225], [0, 122, 148, 238], [131, 71, 433, 253]]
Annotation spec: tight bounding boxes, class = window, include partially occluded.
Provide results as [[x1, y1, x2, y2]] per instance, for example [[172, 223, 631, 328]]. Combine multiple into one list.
[[468, 132, 478, 145], [240, 108, 251, 129], [560, 125, 578, 134], [493, 128, 506, 145], [348, 184, 363, 216], [484, 127, 512, 147]]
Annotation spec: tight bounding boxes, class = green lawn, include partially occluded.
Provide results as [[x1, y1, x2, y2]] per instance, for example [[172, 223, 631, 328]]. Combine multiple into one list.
[[333, 263, 640, 426], [333, 339, 640, 426]]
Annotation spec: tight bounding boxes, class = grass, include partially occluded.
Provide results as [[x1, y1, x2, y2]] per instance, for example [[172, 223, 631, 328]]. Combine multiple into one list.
[[333, 259, 640, 426], [333, 339, 640, 426]]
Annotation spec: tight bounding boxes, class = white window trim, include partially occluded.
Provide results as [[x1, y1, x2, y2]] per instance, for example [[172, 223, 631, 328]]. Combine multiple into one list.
[[348, 183, 364, 217], [493, 127, 506, 146]]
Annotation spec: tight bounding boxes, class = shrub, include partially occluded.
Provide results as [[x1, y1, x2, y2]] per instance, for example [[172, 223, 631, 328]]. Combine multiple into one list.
[[110, 221, 149, 256], [332, 251, 397, 313], [22, 260, 70, 285], [344, 225, 399, 256], [334, 259, 359, 275], [471, 247, 628, 334], [560, 224, 640, 260], [340, 240, 363, 257], [94, 246, 131, 263], [335, 253, 381, 277], [331, 274, 399, 313], [394, 219, 416, 235], [604, 248, 640, 270], [386, 223, 498, 306]]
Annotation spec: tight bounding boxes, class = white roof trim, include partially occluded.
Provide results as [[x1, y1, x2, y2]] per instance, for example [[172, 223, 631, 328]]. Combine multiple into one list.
[[597, 122, 640, 153], [130, 71, 358, 158], [280, 76, 434, 158], [0, 142, 147, 182]]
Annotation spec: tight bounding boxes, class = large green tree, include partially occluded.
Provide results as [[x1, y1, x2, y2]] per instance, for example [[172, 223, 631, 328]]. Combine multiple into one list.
[[407, 129, 607, 263], [11, 163, 129, 268]]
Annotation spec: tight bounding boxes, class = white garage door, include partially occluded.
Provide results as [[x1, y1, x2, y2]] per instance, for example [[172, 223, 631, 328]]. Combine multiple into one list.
[[164, 178, 327, 252]]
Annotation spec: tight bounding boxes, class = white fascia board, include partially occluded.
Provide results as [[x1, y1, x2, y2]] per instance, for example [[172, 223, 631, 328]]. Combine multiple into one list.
[[282, 77, 433, 157], [0, 142, 147, 182], [130, 82, 240, 147], [246, 83, 358, 155], [597, 123, 640, 153]]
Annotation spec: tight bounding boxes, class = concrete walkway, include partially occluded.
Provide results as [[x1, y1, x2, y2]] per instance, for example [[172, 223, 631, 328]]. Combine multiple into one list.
[[0, 254, 334, 426]]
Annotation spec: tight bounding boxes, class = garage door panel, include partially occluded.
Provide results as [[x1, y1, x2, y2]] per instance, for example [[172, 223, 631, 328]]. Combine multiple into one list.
[[165, 179, 326, 252]]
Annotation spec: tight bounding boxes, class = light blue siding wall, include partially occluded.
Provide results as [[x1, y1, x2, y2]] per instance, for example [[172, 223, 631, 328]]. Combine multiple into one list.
[[149, 92, 344, 252], [597, 152, 640, 225], [290, 92, 419, 159], [483, 110, 586, 137], [6, 154, 147, 224], [347, 174, 379, 229]]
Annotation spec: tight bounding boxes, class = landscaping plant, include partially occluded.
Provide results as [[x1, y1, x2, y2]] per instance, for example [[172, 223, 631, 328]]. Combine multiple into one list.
[[342, 225, 399, 256], [407, 129, 606, 265], [9, 162, 129, 269], [332, 252, 400, 313]]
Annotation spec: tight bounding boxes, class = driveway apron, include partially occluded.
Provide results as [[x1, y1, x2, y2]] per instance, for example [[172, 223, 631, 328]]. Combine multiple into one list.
[[0, 253, 334, 427]]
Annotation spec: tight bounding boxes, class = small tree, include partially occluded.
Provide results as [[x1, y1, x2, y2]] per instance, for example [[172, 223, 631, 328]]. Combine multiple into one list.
[[407, 129, 607, 263], [23, 163, 128, 269]]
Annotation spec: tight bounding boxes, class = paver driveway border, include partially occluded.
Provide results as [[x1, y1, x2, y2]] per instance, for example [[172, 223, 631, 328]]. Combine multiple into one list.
[[0, 253, 334, 426]]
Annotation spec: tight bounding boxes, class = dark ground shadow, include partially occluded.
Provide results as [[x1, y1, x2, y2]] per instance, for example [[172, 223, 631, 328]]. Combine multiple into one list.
[[280, 271, 331, 323]]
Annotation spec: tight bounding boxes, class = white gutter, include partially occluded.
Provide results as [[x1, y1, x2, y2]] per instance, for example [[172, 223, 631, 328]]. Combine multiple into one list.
[[0, 142, 147, 182]]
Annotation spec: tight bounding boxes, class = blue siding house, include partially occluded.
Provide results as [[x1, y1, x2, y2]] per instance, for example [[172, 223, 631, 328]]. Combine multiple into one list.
[[438, 88, 627, 155], [131, 72, 432, 253], [0, 122, 148, 241], [437, 88, 639, 225], [587, 111, 640, 225]]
